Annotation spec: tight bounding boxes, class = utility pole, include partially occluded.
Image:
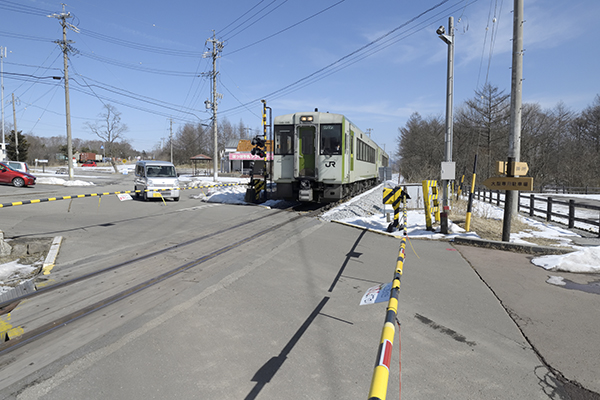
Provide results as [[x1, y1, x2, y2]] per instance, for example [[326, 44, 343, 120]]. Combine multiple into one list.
[[204, 31, 224, 182], [0, 46, 6, 162], [12, 93, 18, 161], [169, 119, 173, 163], [49, 5, 78, 180], [437, 17, 455, 234], [502, 0, 524, 242]]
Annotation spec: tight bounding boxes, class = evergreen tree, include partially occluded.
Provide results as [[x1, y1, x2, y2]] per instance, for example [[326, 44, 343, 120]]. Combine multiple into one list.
[[6, 130, 29, 161]]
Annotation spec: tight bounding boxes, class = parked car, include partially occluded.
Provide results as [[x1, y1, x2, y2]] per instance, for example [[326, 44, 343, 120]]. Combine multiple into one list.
[[0, 162, 36, 187], [5, 161, 30, 173], [82, 160, 97, 167]]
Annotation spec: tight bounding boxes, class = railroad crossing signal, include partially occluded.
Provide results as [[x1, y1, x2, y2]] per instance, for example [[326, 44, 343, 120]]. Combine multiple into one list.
[[496, 161, 529, 176], [483, 176, 533, 191]]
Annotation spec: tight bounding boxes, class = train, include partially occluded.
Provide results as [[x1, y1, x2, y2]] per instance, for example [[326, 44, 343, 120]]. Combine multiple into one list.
[[272, 110, 389, 203]]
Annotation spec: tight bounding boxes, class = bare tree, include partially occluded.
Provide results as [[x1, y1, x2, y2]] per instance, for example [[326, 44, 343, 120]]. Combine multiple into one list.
[[85, 104, 128, 173]]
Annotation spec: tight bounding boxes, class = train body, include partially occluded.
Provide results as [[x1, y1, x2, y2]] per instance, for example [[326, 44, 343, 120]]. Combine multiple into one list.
[[272, 111, 389, 203]]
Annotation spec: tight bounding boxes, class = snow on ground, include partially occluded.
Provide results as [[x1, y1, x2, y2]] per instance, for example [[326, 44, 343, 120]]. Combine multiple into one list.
[[2, 174, 599, 296], [0, 260, 38, 295]]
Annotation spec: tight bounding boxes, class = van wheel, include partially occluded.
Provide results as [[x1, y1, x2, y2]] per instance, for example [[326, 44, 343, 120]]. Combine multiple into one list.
[[143, 191, 148, 202], [174, 196, 180, 202]]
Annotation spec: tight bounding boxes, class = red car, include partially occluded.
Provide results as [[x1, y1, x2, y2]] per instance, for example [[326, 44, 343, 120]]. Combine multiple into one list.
[[82, 160, 97, 167], [0, 162, 36, 187]]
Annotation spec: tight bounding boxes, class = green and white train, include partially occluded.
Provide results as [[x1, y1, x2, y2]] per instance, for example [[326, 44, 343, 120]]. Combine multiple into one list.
[[272, 110, 389, 203]]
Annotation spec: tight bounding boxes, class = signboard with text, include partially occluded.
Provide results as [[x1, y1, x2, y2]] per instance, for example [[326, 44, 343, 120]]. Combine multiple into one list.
[[483, 176, 533, 191]]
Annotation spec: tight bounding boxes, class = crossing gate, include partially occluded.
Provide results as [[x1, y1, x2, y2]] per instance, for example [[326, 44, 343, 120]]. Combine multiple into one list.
[[421, 180, 439, 231]]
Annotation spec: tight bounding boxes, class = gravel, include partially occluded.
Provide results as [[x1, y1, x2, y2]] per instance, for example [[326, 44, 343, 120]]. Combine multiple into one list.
[[319, 184, 386, 222]]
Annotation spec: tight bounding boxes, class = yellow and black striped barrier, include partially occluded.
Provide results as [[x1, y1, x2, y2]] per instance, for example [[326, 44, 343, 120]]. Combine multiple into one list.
[[0, 182, 245, 209], [368, 195, 408, 400], [244, 178, 266, 204], [383, 186, 410, 233]]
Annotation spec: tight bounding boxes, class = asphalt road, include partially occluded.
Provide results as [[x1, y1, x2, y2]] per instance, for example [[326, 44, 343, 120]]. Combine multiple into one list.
[[0, 171, 598, 399]]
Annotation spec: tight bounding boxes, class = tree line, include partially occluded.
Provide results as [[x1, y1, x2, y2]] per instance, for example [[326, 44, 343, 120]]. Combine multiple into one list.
[[3, 103, 257, 169], [396, 83, 600, 189]]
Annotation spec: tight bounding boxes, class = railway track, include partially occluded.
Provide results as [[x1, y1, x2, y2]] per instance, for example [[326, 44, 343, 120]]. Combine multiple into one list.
[[0, 205, 318, 360]]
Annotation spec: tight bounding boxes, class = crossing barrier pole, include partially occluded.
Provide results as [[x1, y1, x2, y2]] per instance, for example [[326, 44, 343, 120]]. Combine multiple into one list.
[[465, 154, 478, 232], [368, 195, 408, 400]]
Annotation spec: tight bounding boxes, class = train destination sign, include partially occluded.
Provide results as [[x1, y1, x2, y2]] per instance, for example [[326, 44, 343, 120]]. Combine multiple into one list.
[[483, 176, 534, 191]]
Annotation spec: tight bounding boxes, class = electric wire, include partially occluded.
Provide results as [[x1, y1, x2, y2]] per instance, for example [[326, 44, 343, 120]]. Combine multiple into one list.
[[219, 0, 462, 117], [0, 0, 53, 16], [226, 0, 347, 56], [220, 0, 279, 40], [484, 0, 504, 87], [219, 0, 265, 36], [223, 0, 290, 41]]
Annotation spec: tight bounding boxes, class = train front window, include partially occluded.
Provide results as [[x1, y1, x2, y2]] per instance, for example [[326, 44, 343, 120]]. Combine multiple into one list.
[[274, 125, 294, 155], [320, 124, 342, 155]]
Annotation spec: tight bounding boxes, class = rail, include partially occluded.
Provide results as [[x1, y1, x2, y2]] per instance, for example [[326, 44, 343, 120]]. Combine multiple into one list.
[[472, 187, 600, 237], [0, 207, 298, 354]]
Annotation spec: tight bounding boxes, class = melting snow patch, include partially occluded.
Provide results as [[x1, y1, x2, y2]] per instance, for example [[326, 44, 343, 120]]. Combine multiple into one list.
[[532, 246, 600, 273]]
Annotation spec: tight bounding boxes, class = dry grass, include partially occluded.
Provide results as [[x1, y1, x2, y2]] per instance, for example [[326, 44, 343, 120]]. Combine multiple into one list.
[[447, 198, 562, 245]]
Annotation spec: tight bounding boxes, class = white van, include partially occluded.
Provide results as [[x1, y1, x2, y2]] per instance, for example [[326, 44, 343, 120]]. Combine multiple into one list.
[[134, 160, 180, 201]]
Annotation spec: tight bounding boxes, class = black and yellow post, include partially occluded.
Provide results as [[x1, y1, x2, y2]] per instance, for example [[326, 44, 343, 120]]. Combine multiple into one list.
[[245, 100, 269, 203], [383, 186, 410, 232], [465, 154, 478, 231], [368, 194, 408, 400]]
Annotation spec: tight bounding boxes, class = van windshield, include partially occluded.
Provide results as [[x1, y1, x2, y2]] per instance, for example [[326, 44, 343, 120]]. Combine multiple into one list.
[[146, 165, 177, 177]]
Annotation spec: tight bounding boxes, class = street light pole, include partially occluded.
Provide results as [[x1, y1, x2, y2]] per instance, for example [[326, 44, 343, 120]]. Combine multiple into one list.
[[437, 16, 455, 234]]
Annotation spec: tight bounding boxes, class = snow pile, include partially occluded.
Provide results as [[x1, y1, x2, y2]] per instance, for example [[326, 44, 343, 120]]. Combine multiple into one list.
[[532, 247, 600, 273], [36, 177, 96, 186]]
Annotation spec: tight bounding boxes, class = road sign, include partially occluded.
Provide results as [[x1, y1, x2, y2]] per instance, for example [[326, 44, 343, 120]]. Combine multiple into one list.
[[495, 161, 529, 176], [483, 176, 533, 191]]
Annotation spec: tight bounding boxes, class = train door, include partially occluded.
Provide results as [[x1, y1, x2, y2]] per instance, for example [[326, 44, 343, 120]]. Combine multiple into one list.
[[350, 130, 355, 172], [297, 125, 315, 177]]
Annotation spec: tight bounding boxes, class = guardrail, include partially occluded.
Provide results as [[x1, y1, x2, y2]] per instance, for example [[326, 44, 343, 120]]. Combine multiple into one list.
[[472, 187, 600, 237], [0, 182, 244, 209]]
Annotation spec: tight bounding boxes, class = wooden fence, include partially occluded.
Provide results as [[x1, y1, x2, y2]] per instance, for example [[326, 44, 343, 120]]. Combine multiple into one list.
[[472, 187, 600, 237]]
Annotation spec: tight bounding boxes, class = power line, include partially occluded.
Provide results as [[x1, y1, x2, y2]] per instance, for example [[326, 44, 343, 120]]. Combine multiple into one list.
[[219, 0, 265, 36], [220, 0, 459, 117], [78, 28, 204, 58], [77, 50, 203, 77], [0, 0, 53, 16], [226, 0, 347, 56], [220, 0, 278, 39]]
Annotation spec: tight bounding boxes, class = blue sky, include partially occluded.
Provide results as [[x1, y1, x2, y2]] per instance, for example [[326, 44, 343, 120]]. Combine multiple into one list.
[[1, 0, 598, 154]]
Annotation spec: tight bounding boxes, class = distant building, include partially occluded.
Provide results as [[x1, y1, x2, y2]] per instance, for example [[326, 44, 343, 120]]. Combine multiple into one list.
[[227, 139, 273, 175]]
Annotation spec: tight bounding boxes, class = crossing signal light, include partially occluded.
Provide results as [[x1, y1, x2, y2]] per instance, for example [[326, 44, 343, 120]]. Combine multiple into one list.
[[251, 147, 266, 158], [251, 136, 265, 148]]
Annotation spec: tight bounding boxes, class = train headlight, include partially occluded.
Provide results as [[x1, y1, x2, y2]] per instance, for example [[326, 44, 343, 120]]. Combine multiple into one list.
[[300, 116, 313, 123]]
